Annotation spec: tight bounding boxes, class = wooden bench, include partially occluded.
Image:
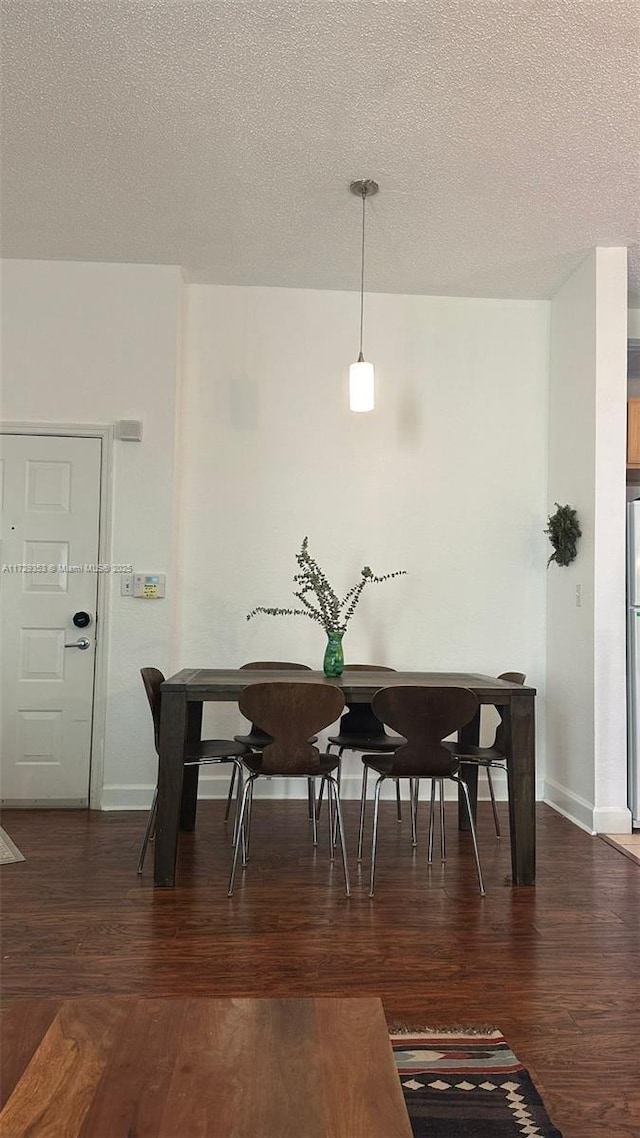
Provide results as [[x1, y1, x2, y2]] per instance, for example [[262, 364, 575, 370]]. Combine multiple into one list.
[[0, 995, 413, 1137]]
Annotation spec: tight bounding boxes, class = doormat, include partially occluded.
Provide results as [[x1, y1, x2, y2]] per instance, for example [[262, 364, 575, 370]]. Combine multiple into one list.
[[391, 1029, 562, 1137], [0, 827, 25, 864]]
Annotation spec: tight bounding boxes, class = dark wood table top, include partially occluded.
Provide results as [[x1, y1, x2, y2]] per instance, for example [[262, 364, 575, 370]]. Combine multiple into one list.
[[0, 995, 413, 1138], [162, 668, 536, 704]]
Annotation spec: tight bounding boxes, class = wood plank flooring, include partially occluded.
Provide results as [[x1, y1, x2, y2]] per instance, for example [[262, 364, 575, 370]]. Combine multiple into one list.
[[1, 802, 639, 1138]]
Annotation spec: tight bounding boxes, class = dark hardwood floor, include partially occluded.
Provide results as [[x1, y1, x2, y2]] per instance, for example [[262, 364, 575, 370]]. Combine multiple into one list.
[[1, 801, 639, 1138]]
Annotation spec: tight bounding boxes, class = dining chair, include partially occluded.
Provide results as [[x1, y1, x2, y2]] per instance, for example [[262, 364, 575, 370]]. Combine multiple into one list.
[[229, 661, 317, 823], [233, 661, 314, 750], [137, 667, 250, 874], [442, 671, 526, 837], [227, 681, 350, 896], [318, 665, 406, 829], [358, 685, 485, 896]]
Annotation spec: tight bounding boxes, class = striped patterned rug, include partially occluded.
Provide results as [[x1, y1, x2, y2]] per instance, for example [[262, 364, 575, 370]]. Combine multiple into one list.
[[391, 1030, 562, 1137], [0, 827, 25, 864]]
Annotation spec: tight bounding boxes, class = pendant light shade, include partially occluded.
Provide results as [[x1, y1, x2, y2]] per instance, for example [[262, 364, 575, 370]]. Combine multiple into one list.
[[349, 354, 375, 413], [349, 178, 378, 413]]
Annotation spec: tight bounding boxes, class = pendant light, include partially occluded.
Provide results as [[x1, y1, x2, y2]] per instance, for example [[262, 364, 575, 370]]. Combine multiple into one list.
[[349, 178, 378, 412]]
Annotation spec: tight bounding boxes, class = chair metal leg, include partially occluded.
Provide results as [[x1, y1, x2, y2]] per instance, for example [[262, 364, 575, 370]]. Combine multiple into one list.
[[228, 774, 256, 895], [486, 766, 501, 838], [317, 751, 343, 825], [137, 786, 158, 874], [368, 775, 386, 896], [233, 767, 247, 866], [452, 774, 486, 896], [409, 778, 417, 847], [427, 778, 436, 862], [224, 764, 237, 822], [315, 776, 325, 820], [331, 761, 342, 847], [395, 778, 402, 822], [244, 778, 255, 862], [410, 777, 419, 844], [311, 779, 318, 846], [230, 761, 244, 846], [439, 778, 446, 862], [327, 775, 350, 895], [327, 778, 334, 860], [357, 763, 369, 861]]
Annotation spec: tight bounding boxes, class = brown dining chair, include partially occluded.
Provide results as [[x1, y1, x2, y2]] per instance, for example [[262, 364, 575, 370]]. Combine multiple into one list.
[[442, 671, 526, 837], [227, 681, 350, 896], [358, 686, 485, 896], [137, 668, 250, 874], [233, 662, 315, 750], [229, 661, 317, 823], [318, 665, 406, 829]]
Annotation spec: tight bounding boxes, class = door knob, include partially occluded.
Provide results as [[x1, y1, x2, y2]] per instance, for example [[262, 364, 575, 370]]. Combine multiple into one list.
[[73, 611, 91, 628], [64, 637, 91, 650]]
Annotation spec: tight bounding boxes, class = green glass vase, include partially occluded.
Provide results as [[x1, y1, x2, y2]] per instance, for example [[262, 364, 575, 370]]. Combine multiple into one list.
[[323, 631, 344, 678]]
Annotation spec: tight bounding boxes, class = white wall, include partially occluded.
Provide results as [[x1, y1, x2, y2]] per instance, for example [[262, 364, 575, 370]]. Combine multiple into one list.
[[178, 284, 550, 799], [0, 259, 183, 805], [546, 249, 630, 832], [0, 264, 554, 808], [5, 259, 627, 819]]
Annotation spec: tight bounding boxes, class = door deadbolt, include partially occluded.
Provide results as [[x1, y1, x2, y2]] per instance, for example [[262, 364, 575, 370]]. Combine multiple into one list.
[[73, 611, 91, 628]]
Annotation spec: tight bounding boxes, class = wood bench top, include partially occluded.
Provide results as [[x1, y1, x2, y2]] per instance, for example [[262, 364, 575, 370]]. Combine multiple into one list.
[[0, 995, 413, 1137]]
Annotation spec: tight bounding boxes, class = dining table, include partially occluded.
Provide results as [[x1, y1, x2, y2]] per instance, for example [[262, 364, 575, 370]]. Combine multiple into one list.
[[154, 669, 536, 888]]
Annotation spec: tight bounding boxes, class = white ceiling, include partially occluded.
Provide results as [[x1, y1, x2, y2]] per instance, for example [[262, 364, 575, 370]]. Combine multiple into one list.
[[1, 0, 639, 304]]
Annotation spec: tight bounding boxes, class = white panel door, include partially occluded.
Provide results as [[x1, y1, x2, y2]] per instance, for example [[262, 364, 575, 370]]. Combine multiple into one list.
[[0, 434, 101, 804]]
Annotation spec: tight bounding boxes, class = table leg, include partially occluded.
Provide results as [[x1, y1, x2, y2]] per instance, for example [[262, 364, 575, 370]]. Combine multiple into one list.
[[154, 691, 187, 887], [180, 702, 203, 831], [506, 693, 536, 885], [457, 707, 480, 830]]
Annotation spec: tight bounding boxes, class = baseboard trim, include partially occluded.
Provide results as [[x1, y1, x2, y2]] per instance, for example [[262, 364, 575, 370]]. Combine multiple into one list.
[[100, 771, 515, 811], [592, 805, 633, 834], [101, 786, 156, 811], [543, 778, 633, 835], [543, 779, 595, 832], [0, 798, 87, 808]]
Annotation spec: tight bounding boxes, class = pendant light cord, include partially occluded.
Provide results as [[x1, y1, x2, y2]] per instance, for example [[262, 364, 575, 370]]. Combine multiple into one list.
[[358, 187, 366, 359]]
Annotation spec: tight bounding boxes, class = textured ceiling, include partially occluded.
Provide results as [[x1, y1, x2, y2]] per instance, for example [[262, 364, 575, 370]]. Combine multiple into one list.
[[1, 0, 639, 303]]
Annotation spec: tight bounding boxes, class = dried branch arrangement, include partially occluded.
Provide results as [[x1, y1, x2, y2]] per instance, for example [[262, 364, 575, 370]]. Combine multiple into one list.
[[247, 537, 406, 634]]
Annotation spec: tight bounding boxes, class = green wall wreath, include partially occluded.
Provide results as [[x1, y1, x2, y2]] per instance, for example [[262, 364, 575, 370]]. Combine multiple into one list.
[[545, 503, 582, 567]]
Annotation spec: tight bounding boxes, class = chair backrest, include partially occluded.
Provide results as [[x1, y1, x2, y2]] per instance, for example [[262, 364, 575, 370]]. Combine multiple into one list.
[[498, 671, 526, 685], [140, 667, 165, 755], [492, 672, 526, 751], [239, 682, 345, 774], [239, 662, 311, 737], [371, 686, 478, 777], [339, 664, 397, 737]]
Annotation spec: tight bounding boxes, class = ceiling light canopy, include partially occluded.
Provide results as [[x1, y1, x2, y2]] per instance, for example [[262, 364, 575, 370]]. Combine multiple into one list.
[[349, 178, 378, 413]]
